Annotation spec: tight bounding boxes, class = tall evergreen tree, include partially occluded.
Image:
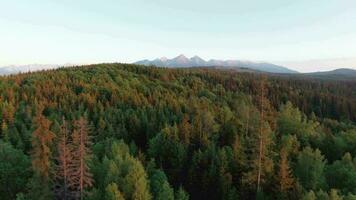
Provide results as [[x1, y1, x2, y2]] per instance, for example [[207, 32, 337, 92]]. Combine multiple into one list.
[[0, 142, 31, 199], [175, 186, 190, 200], [69, 117, 93, 200], [55, 118, 72, 200], [277, 147, 294, 196], [29, 109, 55, 199], [103, 140, 152, 200], [295, 147, 326, 191], [105, 183, 125, 200], [243, 77, 274, 197]]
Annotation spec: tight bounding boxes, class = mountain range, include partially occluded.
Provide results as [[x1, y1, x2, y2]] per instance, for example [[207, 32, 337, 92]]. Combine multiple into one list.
[[1, 56, 356, 80], [0, 64, 77, 75], [135, 54, 299, 73]]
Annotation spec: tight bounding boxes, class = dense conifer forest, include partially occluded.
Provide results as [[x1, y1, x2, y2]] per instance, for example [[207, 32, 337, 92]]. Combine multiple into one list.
[[0, 63, 356, 200]]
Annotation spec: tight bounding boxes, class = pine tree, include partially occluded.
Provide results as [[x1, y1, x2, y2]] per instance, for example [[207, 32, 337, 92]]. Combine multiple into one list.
[[2, 101, 15, 125], [31, 112, 55, 179], [55, 118, 72, 200], [105, 183, 125, 200], [232, 135, 246, 175], [257, 76, 265, 192], [278, 148, 294, 194], [0, 142, 31, 199], [149, 168, 174, 200], [175, 186, 189, 200], [329, 189, 343, 200], [244, 76, 274, 194], [69, 117, 93, 200], [178, 114, 191, 144], [295, 147, 326, 191], [241, 76, 275, 198], [30, 110, 55, 199], [103, 140, 152, 200], [1, 121, 9, 141], [303, 191, 316, 200]]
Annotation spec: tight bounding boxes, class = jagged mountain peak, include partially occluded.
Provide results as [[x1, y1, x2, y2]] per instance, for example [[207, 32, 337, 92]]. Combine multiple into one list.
[[190, 56, 206, 65], [134, 55, 298, 73], [173, 54, 189, 61], [191, 55, 203, 59], [159, 57, 168, 62]]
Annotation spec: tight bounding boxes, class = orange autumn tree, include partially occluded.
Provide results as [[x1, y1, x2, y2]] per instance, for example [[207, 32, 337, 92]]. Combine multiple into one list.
[[55, 117, 72, 200], [276, 135, 298, 198], [243, 76, 274, 197], [30, 108, 55, 199], [69, 117, 93, 200], [278, 148, 294, 193], [31, 110, 55, 180]]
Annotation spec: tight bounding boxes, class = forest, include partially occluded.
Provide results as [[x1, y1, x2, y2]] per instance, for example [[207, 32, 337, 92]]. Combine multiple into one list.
[[0, 63, 356, 200]]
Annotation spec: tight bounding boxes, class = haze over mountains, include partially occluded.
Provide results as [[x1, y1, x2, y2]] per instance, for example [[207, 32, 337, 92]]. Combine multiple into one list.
[[135, 54, 298, 74], [134, 55, 356, 79], [1, 55, 356, 80], [0, 63, 77, 75], [0, 64, 59, 75]]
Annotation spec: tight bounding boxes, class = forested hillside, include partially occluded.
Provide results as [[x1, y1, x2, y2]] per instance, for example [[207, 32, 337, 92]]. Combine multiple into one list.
[[0, 63, 356, 200]]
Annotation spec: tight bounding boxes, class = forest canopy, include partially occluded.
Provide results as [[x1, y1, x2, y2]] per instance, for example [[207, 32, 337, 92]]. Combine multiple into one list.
[[0, 63, 355, 200]]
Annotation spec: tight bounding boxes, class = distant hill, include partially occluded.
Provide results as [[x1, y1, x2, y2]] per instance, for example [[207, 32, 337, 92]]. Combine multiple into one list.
[[135, 54, 298, 74], [303, 68, 356, 80], [2, 61, 355, 81]]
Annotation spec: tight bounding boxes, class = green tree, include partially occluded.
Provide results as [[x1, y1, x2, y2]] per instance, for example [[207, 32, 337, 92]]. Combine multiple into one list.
[[295, 147, 326, 191], [302, 191, 316, 200], [315, 189, 329, 200], [101, 140, 152, 200], [242, 121, 274, 193], [148, 125, 187, 184], [277, 101, 316, 145], [326, 153, 356, 194], [105, 183, 125, 200], [341, 129, 356, 157], [345, 193, 356, 200], [0, 142, 31, 199], [329, 189, 343, 200], [149, 169, 174, 200], [175, 186, 189, 200]]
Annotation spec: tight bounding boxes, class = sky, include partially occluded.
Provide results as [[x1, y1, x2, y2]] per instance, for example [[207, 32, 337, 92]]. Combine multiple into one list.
[[1, 0, 356, 72]]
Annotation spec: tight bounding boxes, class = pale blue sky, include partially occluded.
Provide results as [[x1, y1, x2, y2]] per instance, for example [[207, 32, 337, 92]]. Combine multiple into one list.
[[1, 0, 356, 72]]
